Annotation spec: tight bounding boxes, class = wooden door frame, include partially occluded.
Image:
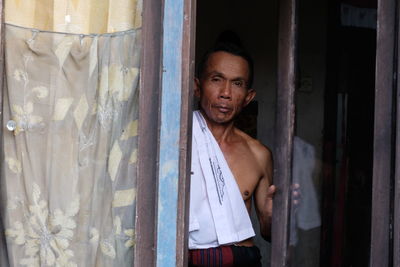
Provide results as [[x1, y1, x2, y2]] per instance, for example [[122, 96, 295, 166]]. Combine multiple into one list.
[[148, 0, 300, 265], [134, 0, 163, 265], [136, 0, 196, 266], [271, 0, 298, 266], [394, 3, 400, 262], [0, 0, 296, 266], [370, 0, 397, 266], [0, 0, 5, 260]]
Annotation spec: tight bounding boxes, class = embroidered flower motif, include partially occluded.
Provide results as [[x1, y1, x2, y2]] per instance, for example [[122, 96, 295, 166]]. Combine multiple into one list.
[[5, 183, 79, 267], [95, 64, 137, 127], [5, 157, 22, 174], [5, 221, 25, 245], [114, 216, 122, 235], [89, 228, 99, 244], [11, 102, 43, 135], [32, 86, 49, 99], [113, 216, 135, 248], [13, 69, 28, 83], [100, 240, 116, 259], [96, 103, 121, 127], [123, 229, 135, 248]]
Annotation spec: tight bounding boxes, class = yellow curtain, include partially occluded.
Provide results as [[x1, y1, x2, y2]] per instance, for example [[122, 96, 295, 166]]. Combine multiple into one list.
[[5, 0, 142, 34]]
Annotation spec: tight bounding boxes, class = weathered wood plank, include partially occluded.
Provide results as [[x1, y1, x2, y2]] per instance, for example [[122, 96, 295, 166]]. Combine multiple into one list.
[[0, 0, 7, 263], [0, 1, 4, 120], [370, 0, 396, 266], [271, 0, 298, 266], [135, 0, 163, 265], [394, 68, 400, 267], [156, 0, 186, 265], [393, 4, 400, 264], [176, 0, 196, 266]]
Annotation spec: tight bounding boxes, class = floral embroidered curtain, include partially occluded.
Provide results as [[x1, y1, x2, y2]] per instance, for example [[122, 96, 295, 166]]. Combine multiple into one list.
[[1, 1, 142, 266]]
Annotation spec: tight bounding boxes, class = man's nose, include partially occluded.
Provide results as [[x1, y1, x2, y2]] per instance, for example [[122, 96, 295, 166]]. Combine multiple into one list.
[[219, 81, 232, 100]]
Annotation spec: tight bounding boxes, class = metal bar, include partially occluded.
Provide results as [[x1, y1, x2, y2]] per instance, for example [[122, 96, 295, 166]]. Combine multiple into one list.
[[271, 0, 298, 266], [155, 0, 187, 265], [175, 0, 196, 265], [135, 0, 163, 265], [370, 0, 397, 266]]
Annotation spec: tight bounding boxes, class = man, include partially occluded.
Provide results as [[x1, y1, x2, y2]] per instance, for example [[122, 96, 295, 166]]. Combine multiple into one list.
[[188, 41, 276, 267]]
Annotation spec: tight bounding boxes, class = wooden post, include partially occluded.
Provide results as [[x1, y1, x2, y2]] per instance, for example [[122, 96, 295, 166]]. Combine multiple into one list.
[[370, 0, 397, 266], [271, 0, 298, 266], [135, 0, 163, 265], [176, 0, 196, 266]]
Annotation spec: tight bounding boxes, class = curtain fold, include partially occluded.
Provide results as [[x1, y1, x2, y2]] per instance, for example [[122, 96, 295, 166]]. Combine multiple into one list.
[[1, 1, 141, 264]]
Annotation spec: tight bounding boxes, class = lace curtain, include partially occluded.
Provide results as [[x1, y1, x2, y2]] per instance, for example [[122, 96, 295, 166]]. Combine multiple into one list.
[[1, 1, 142, 266]]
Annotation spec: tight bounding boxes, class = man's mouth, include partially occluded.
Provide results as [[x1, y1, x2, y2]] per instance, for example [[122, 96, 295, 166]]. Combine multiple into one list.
[[215, 105, 231, 113]]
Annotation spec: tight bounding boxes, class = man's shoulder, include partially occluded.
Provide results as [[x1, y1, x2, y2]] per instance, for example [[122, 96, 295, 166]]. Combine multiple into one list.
[[235, 128, 272, 164]]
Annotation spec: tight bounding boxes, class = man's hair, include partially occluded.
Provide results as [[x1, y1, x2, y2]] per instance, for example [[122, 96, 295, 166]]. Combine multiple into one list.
[[197, 32, 254, 89]]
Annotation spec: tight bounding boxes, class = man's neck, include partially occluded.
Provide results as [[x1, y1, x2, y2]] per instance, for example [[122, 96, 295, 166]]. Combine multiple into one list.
[[200, 111, 236, 144]]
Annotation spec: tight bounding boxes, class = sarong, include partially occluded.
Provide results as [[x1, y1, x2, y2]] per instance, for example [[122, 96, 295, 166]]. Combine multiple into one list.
[[189, 245, 262, 267]]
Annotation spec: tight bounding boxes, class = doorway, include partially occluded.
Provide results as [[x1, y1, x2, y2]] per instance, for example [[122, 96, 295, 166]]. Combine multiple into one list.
[[196, 0, 377, 266], [196, 0, 323, 266]]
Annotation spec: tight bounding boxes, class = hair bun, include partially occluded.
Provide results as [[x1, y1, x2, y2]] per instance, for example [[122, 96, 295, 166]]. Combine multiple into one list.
[[215, 30, 243, 48]]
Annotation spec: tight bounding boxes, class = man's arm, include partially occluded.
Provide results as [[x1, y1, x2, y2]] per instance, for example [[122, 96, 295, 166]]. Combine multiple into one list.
[[253, 147, 275, 241]]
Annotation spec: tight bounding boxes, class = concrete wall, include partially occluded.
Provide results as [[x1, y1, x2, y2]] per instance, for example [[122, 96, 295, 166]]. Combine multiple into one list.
[[195, 0, 327, 265]]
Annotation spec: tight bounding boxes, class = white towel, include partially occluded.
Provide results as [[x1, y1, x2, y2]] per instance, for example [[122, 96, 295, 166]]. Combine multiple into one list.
[[188, 111, 255, 249]]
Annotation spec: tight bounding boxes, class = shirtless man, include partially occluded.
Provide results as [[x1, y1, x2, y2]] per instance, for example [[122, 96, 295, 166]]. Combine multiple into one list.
[[188, 42, 276, 266]]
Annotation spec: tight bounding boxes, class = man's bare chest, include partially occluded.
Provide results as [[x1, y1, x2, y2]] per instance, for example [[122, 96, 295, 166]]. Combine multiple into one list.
[[221, 146, 262, 200]]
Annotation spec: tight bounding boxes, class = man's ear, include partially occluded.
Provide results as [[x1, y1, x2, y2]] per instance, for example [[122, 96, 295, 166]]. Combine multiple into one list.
[[194, 78, 201, 98], [243, 89, 256, 107]]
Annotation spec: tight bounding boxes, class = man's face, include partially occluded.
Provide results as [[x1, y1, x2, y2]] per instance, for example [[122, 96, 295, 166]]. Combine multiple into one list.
[[195, 51, 255, 125]]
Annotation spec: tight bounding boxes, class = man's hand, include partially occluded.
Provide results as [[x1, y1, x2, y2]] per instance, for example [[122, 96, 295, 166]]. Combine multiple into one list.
[[265, 183, 300, 220], [265, 184, 276, 219], [256, 184, 276, 241], [260, 183, 300, 242], [292, 183, 301, 206]]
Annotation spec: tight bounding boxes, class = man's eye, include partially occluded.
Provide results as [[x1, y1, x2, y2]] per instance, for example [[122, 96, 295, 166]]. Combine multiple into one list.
[[233, 81, 244, 87], [211, 77, 221, 82]]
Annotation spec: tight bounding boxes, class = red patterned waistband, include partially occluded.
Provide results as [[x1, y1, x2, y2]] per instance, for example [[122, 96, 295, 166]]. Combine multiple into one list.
[[189, 245, 261, 267]]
